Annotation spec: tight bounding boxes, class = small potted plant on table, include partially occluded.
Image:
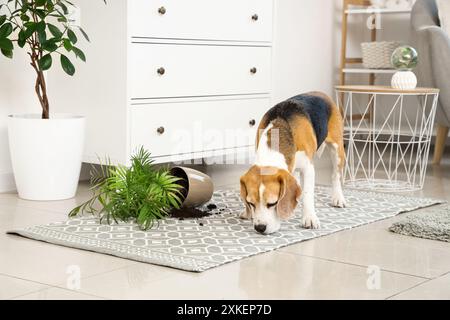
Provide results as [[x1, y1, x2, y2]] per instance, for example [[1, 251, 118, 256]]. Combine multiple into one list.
[[0, 0, 104, 200]]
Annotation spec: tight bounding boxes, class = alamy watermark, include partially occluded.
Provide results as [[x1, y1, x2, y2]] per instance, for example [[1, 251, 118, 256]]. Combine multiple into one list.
[[66, 265, 81, 290], [163, 123, 281, 169], [366, 6, 383, 30], [366, 265, 381, 290]]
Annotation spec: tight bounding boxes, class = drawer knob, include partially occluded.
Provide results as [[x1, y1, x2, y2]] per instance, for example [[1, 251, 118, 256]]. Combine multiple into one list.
[[157, 67, 166, 75], [249, 119, 256, 127], [158, 6, 166, 15], [250, 67, 257, 74], [157, 126, 165, 135], [252, 14, 259, 21]]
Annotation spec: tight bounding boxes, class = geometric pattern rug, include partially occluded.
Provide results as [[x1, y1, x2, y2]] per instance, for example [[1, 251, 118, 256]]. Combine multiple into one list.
[[7, 186, 445, 272]]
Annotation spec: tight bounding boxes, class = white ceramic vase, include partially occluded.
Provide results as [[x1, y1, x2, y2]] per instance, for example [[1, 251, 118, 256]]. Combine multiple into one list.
[[7, 114, 85, 201], [391, 71, 417, 90]]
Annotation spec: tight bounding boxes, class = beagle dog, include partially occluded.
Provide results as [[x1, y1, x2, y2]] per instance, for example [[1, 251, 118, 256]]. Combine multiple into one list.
[[240, 92, 346, 235]]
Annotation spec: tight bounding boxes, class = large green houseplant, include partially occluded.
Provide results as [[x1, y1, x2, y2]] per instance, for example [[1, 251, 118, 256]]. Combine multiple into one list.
[[0, 0, 105, 118], [0, 0, 105, 200]]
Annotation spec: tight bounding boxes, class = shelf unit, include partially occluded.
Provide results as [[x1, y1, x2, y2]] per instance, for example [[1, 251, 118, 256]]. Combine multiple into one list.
[[345, 8, 412, 14], [342, 68, 397, 74], [339, 0, 413, 84], [339, 0, 413, 121]]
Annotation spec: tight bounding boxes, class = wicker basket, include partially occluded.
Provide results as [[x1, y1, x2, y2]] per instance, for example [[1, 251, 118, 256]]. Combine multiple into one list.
[[361, 41, 402, 69]]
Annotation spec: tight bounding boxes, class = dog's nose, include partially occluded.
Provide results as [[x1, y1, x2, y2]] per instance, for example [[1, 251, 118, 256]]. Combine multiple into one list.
[[255, 224, 267, 234]]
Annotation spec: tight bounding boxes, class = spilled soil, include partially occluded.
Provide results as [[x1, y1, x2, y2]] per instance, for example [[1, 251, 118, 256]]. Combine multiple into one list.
[[169, 203, 223, 221], [169, 207, 212, 219]]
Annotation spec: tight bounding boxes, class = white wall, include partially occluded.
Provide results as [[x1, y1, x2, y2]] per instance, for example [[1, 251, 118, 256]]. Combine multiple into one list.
[[0, 50, 40, 192], [272, 0, 338, 103], [0, 0, 414, 192]]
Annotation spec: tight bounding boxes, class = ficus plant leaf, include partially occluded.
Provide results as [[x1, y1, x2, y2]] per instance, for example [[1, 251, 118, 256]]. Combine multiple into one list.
[[47, 23, 63, 38], [20, 14, 30, 22], [60, 54, 75, 76], [1, 48, 13, 59], [0, 38, 13, 51], [62, 38, 72, 51], [0, 23, 13, 38], [67, 28, 77, 44], [38, 54, 52, 71], [72, 46, 86, 62], [0, 0, 107, 119], [37, 29, 46, 44], [35, 0, 47, 6], [17, 30, 26, 48], [78, 27, 90, 42]]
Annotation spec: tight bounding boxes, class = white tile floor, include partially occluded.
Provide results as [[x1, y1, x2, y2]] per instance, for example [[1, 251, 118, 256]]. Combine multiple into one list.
[[1, 154, 450, 300]]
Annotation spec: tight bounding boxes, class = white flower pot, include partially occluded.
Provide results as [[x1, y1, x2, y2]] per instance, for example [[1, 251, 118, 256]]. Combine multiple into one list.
[[7, 114, 85, 201], [391, 71, 417, 90]]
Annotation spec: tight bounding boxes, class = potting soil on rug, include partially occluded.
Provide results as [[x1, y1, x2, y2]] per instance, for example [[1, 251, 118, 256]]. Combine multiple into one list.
[[7, 186, 445, 272]]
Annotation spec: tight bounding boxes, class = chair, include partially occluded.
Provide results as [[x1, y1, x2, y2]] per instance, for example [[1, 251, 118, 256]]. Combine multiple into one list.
[[411, 0, 450, 164]]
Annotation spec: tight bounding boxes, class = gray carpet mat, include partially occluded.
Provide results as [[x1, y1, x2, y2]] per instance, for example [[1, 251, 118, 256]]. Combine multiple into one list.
[[389, 205, 450, 242]]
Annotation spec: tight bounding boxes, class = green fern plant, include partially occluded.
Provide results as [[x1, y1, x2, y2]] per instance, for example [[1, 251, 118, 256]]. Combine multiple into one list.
[[69, 147, 184, 230]]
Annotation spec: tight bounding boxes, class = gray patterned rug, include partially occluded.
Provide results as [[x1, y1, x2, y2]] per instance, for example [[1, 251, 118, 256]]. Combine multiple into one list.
[[389, 205, 450, 243], [7, 186, 444, 272]]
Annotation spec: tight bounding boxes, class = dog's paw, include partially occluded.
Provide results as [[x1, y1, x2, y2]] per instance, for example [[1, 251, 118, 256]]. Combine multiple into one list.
[[301, 214, 320, 229], [331, 192, 347, 208], [239, 210, 252, 220]]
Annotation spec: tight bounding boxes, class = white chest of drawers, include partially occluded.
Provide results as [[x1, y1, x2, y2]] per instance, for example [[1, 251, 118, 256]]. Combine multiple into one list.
[[50, 0, 274, 165]]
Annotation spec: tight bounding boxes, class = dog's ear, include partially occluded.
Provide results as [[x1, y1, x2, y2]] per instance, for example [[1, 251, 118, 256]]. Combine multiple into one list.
[[277, 172, 301, 220], [239, 174, 252, 218], [240, 174, 248, 201]]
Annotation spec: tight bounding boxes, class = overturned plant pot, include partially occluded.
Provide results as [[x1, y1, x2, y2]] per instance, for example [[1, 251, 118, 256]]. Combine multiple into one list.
[[170, 167, 214, 208]]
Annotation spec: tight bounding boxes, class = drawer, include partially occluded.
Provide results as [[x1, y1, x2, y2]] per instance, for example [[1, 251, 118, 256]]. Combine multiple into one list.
[[129, 43, 272, 99], [130, 98, 270, 157], [129, 0, 273, 42]]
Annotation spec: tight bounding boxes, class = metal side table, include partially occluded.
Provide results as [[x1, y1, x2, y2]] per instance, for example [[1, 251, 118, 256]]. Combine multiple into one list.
[[335, 85, 439, 191]]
